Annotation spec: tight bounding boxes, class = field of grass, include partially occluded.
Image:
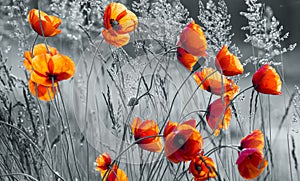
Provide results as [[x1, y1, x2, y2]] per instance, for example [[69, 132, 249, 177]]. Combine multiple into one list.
[[0, 0, 299, 180]]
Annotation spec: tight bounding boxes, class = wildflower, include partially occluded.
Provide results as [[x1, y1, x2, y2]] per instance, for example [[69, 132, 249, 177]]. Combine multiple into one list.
[[193, 67, 239, 97], [30, 50, 75, 87], [102, 2, 138, 47], [95, 152, 112, 172], [252, 64, 282, 95], [189, 155, 217, 181], [131, 117, 162, 152], [28, 9, 62, 37], [206, 96, 231, 136], [177, 47, 198, 71], [178, 20, 207, 56], [163, 119, 196, 138], [236, 148, 268, 180], [164, 119, 203, 163], [240, 129, 264, 151], [215, 45, 244, 76]]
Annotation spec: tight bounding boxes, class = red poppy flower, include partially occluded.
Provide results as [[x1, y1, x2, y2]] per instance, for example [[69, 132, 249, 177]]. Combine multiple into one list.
[[28, 9, 62, 37], [236, 148, 268, 180], [178, 21, 207, 57], [163, 119, 196, 138], [240, 130, 264, 151], [215, 45, 244, 76], [252, 64, 282, 95], [102, 2, 138, 47], [177, 47, 198, 71], [164, 120, 203, 163], [193, 68, 239, 97], [206, 96, 231, 136], [95, 152, 112, 172], [28, 79, 57, 101], [131, 117, 162, 152], [189, 155, 217, 181], [30, 53, 75, 87], [23, 44, 59, 72]]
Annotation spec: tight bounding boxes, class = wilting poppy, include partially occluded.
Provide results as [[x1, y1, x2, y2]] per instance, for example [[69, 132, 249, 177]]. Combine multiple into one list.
[[164, 120, 203, 163], [215, 45, 244, 76], [178, 20, 207, 57], [28, 79, 57, 101], [252, 64, 282, 95], [236, 148, 268, 180], [189, 155, 217, 181], [95, 152, 112, 172], [30, 53, 75, 87], [28, 9, 62, 37], [206, 96, 231, 136], [131, 117, 162, 152], [102, 2, 138, 47], [240, 129, 264, 151], [193, 68, 239, 97], [177, 47, 198, 71], [24, 44, 59, 71]]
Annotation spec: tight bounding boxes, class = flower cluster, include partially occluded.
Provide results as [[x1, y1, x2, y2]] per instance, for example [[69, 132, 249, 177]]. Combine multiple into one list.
[[92, 2, 283, 180], [24, 9, 75, 101]]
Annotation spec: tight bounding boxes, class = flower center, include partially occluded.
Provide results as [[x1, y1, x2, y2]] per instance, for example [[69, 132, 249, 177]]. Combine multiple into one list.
[[173, 134, 186, 149], [110, 19, 121, 30]]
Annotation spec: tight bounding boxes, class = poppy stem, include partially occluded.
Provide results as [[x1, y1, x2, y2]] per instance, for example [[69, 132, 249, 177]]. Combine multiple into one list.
[[103, 135, 164, 179], [205, 145, 240, 157], [160, 72, 194, 133], [179, 70, 218, 120], [31, 34, 39, 56], [0, 120, 65, 180]]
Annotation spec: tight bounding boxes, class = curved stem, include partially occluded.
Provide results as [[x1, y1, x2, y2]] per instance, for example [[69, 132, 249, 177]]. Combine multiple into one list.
[[0, 120, 65, 181], [205, 145, 240, 157]]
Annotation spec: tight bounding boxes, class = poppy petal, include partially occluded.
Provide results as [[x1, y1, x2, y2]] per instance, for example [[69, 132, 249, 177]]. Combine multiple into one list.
[[50, 54, 75, 81], [240, 129, 264, 151], [102, 29, 130, 47], [28, 79, 56, 101]]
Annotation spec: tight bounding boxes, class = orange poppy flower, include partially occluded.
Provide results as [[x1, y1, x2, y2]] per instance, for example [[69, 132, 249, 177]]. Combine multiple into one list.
[[215, 45, 244, 76], [177, 47, 198, 71], [28, 79, 57, 101], [163, 119, 196, 138], [178, 20, 207, 57], [102, 2, 138, 47], [24, 44, 59, 71], [252, 64, 282, 95], [193, 68, 239, 97], [103, 2, 138, 34], [131, 117, 162, 152], [28, 9, 62, 37], [30, 53, 75, 87], [189, 155, 217, 181], [164, 120, 203, 163], [240, 129, 264, 151], [95, 152, 112, 172], [236, 148, 268, 180], [100, 164, 128, 181], [206, 96, 231, 136]]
